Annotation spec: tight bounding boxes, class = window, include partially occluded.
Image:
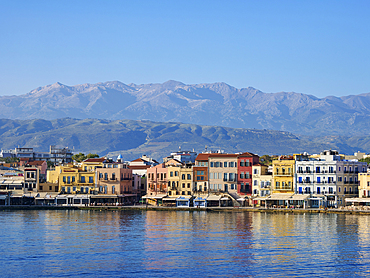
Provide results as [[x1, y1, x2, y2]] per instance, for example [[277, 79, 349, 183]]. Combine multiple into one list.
[[112, 173, 116, 180], [254, 180, 258, 186], [112, 186, 115, 194], [187, 183, 190, 188], [254, 169, 258, 174], [224, 173, 228, 181], [215, 162, 220, 167], [182, 183, 185, 188], [175, 171, 178, 176], [210, 162, 214, 167], [81, 176, 85, 183], [89, 176, 93, 183], [63, 176, 66, 183], [73, 187, 76, 192], [240, 172, 244, 179], [182, 174, 185, 179], [67, 176, 71, 184], [224, 162, 228, 167], [104, 173, 108, 180], [240, 160, 245, 167], [72, 176, 75, 183], [170, 172, 173, 177], [187, 174, 191, 180]]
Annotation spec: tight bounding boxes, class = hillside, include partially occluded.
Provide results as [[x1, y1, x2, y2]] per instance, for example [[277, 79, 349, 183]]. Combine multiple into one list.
[[0, 118, 367, 161], [1, 81, 370, 136]]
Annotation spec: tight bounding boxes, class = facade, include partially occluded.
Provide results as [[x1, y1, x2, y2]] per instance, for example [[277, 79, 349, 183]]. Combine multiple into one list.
[[272, 156, 295, 193], [208, 154, 238, 194], [146, 163, 168, 197], [47, 165, 96, 194], [295, 150, 367, 207], [359, 173, 370, 198], [252, 164, 272, 197], [237, 152, 259, 195], [193, 153, 211, 194]]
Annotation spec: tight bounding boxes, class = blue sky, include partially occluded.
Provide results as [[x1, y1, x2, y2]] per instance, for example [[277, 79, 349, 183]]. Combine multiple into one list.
[[0, 0, 369, 97]]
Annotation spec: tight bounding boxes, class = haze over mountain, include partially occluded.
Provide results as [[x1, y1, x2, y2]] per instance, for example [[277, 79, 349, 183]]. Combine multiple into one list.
[[1, 80, 370, 136], [0, 118, 368, 161]]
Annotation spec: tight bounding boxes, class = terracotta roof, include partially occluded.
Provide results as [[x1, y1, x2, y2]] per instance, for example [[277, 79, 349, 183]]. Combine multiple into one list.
[[27, 160, 46, 166], [20, 158, 29, 161], [131, 158, 145, 162], [238, 152, 257, 157], [83, 158, 105, 162], [195, 153, 212, 161], [208, 153, 238, 158], [128, 165, 151, 169]]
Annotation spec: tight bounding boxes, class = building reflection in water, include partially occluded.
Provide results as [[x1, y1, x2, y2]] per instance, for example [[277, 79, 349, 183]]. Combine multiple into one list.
[[142, 210, 254, 275]]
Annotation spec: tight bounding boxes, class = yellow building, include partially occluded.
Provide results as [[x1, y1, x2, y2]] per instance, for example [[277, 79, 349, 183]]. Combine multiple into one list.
[[358, 173, 370, 198], [272, 156, 295, 193], [47, 165, 96, 194]]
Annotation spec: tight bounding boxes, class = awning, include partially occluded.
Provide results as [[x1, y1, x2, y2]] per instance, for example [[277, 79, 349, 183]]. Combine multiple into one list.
[[194, 197, 207, 201], [268, 194, 293, 201], [0, 195, 6, 200], [91, 194, 118, 198], [207, 195, 221, 201], [220, 197, 230, 201], [163, 197, 177, 201], [253, 196, 268, 201], [290, 194, 310, 201], [142, 194, 167, 199], [176, 196, 192, 201], [23, 192, 39, 198], [346, 198, 370, 203]]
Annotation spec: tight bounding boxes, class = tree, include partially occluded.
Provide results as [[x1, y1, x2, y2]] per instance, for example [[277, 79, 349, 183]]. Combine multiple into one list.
[[86, 153, 99, 159], [259, 155, 273, 166], [72, 153, 99, 162], [47, 161, 55, 169], [72, 152, 87, 162], [359, 157, 370, 165]]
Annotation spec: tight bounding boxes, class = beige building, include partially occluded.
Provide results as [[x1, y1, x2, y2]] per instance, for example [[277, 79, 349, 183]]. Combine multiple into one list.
[[358, 173, 370, 198], [208, 154, 238, 194], [252, 164, 272, 197]]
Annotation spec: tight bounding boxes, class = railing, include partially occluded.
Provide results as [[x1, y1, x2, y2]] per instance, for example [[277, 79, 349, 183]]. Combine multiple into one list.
[[274, 172, 292, 176]]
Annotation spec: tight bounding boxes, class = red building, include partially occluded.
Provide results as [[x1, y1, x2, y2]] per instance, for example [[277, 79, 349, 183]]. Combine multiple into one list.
[[193, 153, 211, 193], [237, 152, 259, 195]]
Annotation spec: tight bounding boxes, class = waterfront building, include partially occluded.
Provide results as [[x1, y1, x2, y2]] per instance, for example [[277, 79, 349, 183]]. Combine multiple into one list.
[[359, 172, 370, 197], [295, 150, 367, 207], [95, 161, 134, 204], [208, 153, 238, 194], [237, 152, 259, 196], [145, 163, 168, 205], [47, 165, 96, 194], [251, 163, 272, 197], [193, 153, 210, 194], [272, 156, 295, 193]]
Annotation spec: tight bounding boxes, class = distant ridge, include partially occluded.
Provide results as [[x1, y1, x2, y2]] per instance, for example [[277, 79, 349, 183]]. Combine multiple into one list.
[[0, 118, 368, 161], [1, 80, 370, 136]]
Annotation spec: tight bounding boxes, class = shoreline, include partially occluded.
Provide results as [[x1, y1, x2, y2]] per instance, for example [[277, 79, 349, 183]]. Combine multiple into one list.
[[1, 205, 370, 215]]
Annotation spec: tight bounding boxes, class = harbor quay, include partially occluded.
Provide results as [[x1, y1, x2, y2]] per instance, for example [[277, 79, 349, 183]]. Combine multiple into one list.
[[1, 147, 370, 210]]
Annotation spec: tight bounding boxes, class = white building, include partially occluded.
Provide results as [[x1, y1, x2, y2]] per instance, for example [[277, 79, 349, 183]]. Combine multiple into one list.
[[295, 150, 367, 208]]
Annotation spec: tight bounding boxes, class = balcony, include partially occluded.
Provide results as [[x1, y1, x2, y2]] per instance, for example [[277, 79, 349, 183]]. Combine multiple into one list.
[[274, 172, 292, 176], [223, 177, 237, 182]]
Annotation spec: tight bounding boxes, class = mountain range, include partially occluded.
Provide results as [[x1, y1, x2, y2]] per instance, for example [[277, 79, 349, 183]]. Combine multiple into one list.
[[1, 80, 370, 136], [0, 118, 368, 161]]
